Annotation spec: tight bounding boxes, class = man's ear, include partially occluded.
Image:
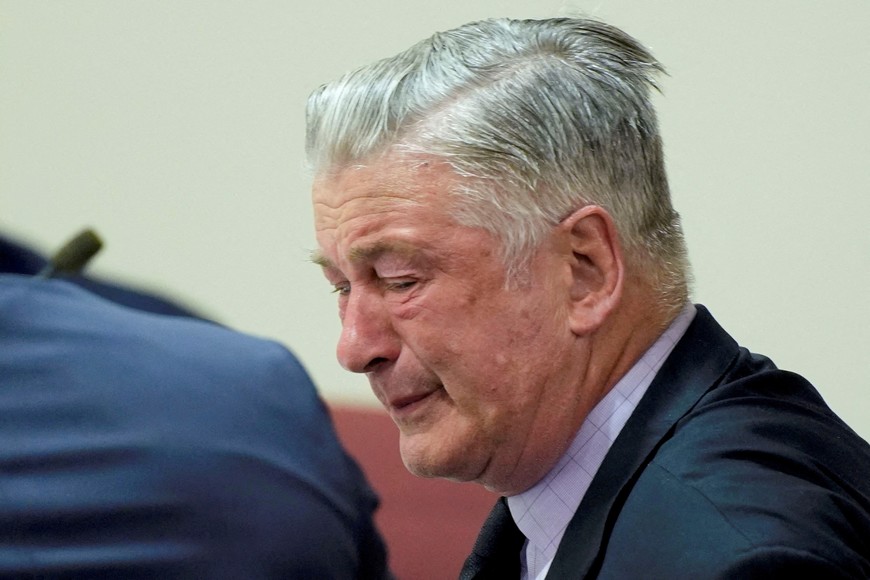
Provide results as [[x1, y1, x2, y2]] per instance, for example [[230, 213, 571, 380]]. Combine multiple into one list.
[[560, 205, 624, 336]]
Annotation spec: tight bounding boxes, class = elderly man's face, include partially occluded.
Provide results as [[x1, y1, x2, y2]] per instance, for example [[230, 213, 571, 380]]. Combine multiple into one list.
[[313, 155, 588, 494]]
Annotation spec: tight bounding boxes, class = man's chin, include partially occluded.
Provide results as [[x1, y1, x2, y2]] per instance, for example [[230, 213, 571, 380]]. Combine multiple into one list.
[[398, 432, 482, 482]]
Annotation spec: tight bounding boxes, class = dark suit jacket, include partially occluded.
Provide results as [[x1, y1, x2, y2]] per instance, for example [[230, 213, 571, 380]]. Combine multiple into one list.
[[463, 305, 870, 579], [0, 233, 202, 318], [0, 274, 388, 579]]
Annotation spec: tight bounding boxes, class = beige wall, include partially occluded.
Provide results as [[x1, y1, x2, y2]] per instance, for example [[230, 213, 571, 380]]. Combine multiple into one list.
[[2, 1, 868, 438]]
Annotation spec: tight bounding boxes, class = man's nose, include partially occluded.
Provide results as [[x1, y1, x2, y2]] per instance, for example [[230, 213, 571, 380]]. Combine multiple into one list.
[[337, 290, 400, 374]]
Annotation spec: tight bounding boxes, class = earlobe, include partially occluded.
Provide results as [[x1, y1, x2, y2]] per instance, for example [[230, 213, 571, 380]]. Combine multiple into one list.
[[561, 206, 624, 336]]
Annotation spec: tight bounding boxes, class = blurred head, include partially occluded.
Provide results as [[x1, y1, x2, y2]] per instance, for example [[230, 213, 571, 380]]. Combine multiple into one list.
[[309, 17, 691, 494]]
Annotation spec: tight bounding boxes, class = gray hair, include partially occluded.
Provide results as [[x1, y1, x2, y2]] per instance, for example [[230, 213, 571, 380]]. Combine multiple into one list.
[[306, 17, 691, 310]]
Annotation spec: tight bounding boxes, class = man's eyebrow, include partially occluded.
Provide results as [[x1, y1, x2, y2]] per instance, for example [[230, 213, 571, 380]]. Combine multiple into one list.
[[309, 241, 420, 270], [309, 250, 333, 269], [348, 241, 418, 263]]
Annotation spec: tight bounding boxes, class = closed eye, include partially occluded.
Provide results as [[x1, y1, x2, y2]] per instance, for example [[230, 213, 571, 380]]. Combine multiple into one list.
[[383, 278, 417, 292]]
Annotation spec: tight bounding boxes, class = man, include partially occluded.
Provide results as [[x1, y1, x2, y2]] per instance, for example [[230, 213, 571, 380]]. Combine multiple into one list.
[[307, 17, 870, 579], [0, 273, 389, 578]]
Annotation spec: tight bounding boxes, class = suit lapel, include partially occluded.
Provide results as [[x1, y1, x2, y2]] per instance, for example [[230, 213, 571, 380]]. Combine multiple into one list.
[[460, 496, 525, 580], [546, 306, 739, 579]]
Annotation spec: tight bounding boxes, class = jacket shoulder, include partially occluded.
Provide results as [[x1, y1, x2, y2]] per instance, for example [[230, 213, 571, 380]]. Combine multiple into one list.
[[597, 364, 870, 578]]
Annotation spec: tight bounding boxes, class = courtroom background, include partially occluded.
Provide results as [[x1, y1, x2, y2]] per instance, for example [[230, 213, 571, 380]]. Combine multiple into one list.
[[2, 0, 868, 439]]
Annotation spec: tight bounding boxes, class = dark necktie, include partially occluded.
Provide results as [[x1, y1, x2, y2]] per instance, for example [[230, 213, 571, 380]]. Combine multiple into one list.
[[459, 497, 526, 579]]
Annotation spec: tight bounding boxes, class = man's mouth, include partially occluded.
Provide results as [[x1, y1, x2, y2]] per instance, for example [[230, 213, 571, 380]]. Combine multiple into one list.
[[387, 388, 442, 421]]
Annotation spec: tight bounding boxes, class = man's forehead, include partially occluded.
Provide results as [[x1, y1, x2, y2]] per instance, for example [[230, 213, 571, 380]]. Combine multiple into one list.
[[312, 154, 457, 203], [310, 154, 466, 271]]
